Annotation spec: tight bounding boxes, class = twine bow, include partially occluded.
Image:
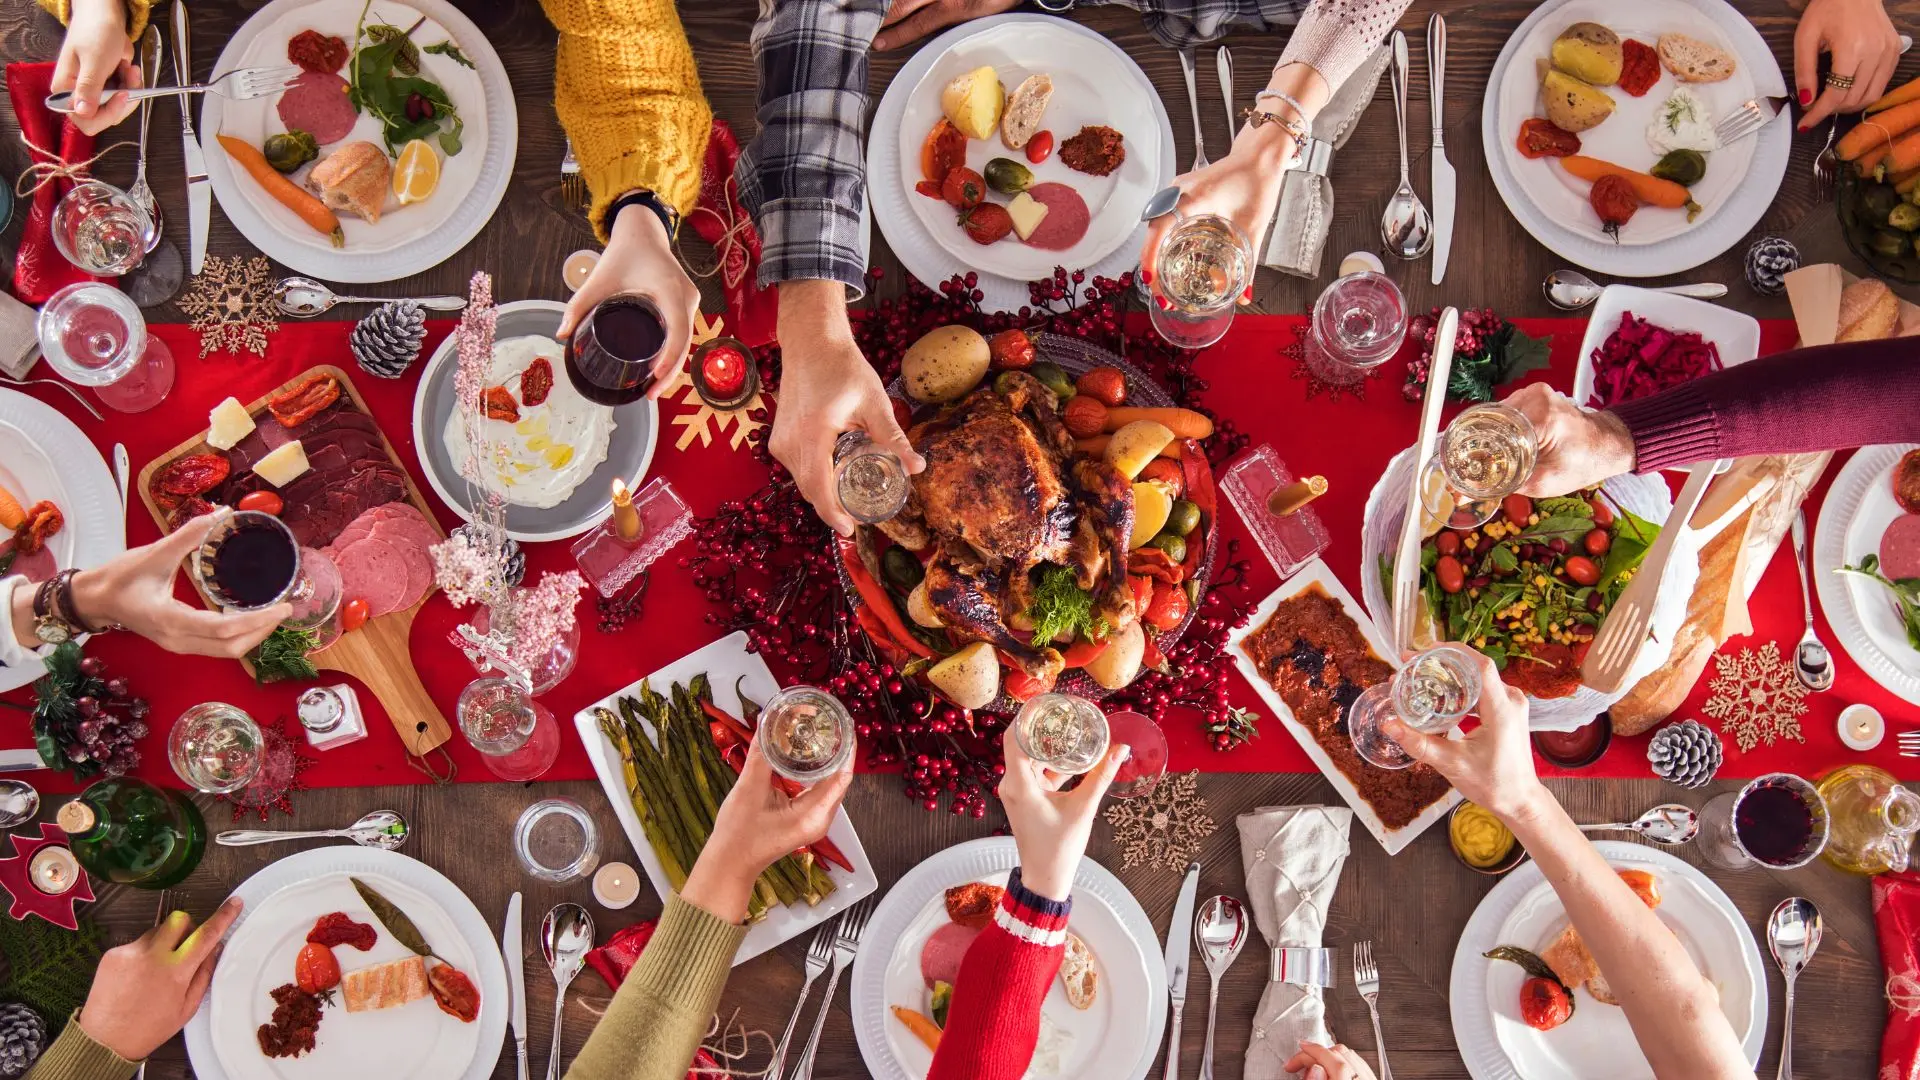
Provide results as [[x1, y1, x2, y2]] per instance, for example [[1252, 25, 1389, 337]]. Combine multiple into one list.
[[13, 133, 134, 199], [1888, 972, 1920, 1017], [679, 179, 754, 291], [689, 1010, 776, 1078]]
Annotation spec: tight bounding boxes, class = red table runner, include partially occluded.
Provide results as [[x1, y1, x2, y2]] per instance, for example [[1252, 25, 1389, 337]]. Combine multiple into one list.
[[4, 314, 1914, 799]]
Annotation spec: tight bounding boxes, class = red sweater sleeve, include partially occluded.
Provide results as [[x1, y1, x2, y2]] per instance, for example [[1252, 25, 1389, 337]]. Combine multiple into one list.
[[928, 868, 1071, 1080], [1608, 336, 1920, 472]]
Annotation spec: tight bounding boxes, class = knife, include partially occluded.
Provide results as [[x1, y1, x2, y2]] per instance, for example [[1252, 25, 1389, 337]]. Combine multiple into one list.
[[504, 892, 528, 1080], [171, 0, 209, 275], [1162, 861, 1200, 1080], [1427, 13, 1454, 285]]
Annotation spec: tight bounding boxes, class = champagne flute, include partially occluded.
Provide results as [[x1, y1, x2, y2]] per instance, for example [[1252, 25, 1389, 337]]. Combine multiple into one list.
[[1347, 643, 1482, 770], [1419, 402, 1538, 530]]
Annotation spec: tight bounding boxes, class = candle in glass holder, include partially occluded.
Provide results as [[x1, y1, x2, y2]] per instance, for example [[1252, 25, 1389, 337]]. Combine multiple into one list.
[[28, 846, 80, 895], [1268, 475, 1328, 516], [690, 337, 758, 411], [1839, 703, 1885, 751], [611, 477, 643, 542], [592, 861, 641, 909], [562, 250, 600, 292]]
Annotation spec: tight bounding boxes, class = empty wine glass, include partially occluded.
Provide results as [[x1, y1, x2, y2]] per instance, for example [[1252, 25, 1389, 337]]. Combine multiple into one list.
[[51, 179, 151, 276], [1347, 643, 1483, 770], [1301, 272, 1407, 387], [167, 703, 262, 794], [458, 677, 562, 782], [36, 282, 175, 413], [1419, 402, 1539, 530]]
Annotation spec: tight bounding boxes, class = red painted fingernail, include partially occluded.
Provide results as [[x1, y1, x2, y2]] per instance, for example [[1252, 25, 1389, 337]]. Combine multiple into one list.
[[1242, 284, 1254, 301], [1798, 121, 1811, 132], [1140, 268, 1153, 287], [1799, 88, 1813, 106], [1155, 295, 1171, 310]]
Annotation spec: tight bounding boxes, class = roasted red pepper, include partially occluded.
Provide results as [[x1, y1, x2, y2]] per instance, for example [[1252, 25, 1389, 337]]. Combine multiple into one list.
[[700, 700, 754, 747], [267, 374, 341, 428], [1127, 547, 1186, 584], [837, 536, 936, 659], [1059, 638, 1109, 668], [154, 453, 231, 497], [520, 358, 554, 406]]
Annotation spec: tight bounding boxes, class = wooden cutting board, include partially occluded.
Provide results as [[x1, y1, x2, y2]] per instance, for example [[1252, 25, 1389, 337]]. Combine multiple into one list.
[[135, 365, 451, 756]]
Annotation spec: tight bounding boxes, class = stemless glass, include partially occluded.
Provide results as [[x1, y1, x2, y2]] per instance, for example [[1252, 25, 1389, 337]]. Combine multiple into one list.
[[51, 179, 151, 276], [188, 510, 302, 612], [1014, 693, 1111, 776], [458, 677, 562, 782], [564, 293, 666, 405], [1148, 213, 1254, 350], [1699, 774, 1830, 871], [1419, 402, 1540, 530], [834, 431, 910, 524], [1104, 710, 1168, 799], [759, 685, 856, 785], [36, 282, 175, 413], [168, 702, 263, 794], [1347, 643, 1483, 770], [513, 797, 601, 883], [1301, 271, 1407, 387]]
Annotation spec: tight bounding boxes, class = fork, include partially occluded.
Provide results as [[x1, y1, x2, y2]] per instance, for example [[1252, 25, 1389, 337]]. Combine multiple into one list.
[[1897, 731, 1920, 758], [1179, 49, 1208, 171], [1581, 460, 1715, 693], [1713, 96, 1788, 147], [46, 64, 301, 112], [770, 928, 835, 1077], [1813, 119, 1840, 198], [787, 898, 874, 1080], [1353, 941, 1393, 1080], [0, 377, 105, 421], [561, 138, 587, 212]]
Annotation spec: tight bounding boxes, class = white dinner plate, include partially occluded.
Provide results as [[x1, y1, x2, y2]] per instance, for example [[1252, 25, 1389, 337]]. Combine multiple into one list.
[[572, 630, 879, 964], [1450, 841, 1765, 1079], [1481, 0, 1788, 276], [1226, 558, 1461, 854], [185, 847, 509, 1080], [1815, 444, 1920, 705], [869, 14, 1174, 312], [0, 390, 123, 692], [850, 837, 1166, 1080], [202, 0, 516, 283]]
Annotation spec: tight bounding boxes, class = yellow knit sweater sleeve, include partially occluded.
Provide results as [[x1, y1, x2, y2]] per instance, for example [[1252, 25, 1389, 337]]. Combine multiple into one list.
[[540, 0, 713, 241], [35, 0, 152, 44]]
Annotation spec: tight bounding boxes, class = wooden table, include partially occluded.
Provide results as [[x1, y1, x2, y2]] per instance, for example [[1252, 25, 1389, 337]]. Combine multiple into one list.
[[0, 1, 1900, 1077]]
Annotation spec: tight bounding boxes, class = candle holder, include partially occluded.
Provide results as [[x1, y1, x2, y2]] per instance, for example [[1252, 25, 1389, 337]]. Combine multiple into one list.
[[570, 477, 693, 598], [0, 824, 94, 929], [690, 336, 759, 411], [1220, 444, 1331, 580]]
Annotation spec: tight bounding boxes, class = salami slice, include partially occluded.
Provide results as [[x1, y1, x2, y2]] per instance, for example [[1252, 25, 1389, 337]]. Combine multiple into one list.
[[1023, 182, 1090, 251], [276, 72, 356, 145], [919, 922, 981, 989], [391, 533, 434, 610], [336, 537, 408, 617], [1882, 514, 1920, 581], [1, 540, 56, 584]]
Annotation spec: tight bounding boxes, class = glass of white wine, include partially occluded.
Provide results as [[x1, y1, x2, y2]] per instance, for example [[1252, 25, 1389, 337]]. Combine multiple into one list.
[[1147, 214, 1254, 350], [834, 431, 910, 524], [1418, 402, 1538, 531], [1346, 643, 1482, 770], [1013, 693, 1110, 776]]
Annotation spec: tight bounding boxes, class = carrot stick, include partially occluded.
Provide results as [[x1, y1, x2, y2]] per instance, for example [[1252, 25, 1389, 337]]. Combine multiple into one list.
[[1838, 101, 1920, 160], [215, 135, 343, 245], [1100, 406, 1214, 439], [1888, 129, 1920, 175], [1894, 166, 1920, 194], [1074, 435, 1180, 460], [891, 1007, 943, 1052], [1870, 75, 1920, 115], [1558, 156, 1692, 209], [1857, 143, 1892, 179]]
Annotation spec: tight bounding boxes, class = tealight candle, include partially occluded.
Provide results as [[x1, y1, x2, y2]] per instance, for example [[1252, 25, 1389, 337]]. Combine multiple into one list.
[[563, 250, 600, 292], [1338, 251, 1386, 277], [27, 846, 79, 895], [610, 476, 643, 543], [1839, 703, 1885, 752], [592, 861, 641, 909], [690, 337, 759, 411]]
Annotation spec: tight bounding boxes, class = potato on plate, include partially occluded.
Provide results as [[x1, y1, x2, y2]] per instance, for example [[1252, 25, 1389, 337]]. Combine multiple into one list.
[[902, 325, 991, 404], [941, 66, 1005, 141], [1542, 69, 1616, 133], [929, 641, 1000, 708], [1084, 621, 1145, 690], [1551, 23, 1623, 86]]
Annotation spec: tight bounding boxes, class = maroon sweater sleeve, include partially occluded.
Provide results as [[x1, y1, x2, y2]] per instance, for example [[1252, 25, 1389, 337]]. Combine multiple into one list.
[[927, 868, 1070, 1080], [1608, 336, 1920, 472]]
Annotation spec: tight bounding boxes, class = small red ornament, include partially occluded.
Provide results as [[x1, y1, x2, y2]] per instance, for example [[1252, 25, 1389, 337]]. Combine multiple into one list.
[[0, 823, 95, 929]]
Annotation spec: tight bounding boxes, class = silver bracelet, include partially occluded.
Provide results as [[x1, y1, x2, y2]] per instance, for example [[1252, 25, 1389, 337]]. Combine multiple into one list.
[[1255, 89, 1312, 126]]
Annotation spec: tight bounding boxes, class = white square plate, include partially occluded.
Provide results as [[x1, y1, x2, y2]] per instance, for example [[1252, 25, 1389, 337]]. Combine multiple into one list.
[[1571, 285, 1761, 410]]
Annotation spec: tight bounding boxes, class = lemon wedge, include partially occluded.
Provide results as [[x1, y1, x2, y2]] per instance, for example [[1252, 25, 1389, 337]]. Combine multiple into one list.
[[392, 139, 441, 205]]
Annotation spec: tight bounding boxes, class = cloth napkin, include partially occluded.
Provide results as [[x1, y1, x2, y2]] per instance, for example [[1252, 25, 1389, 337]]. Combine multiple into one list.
[[0, 291, 40, 380], [4, 62, 108, 305], [1261, 46, 1392, 279], [1239, 804, 1353, 1079], [686, 120, 778, 349], [1876, 870, 1920, 1079]]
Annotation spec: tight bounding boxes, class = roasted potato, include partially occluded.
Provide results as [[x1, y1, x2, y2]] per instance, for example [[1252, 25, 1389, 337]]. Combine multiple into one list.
[[1084, 621, 1145, 690], [928, 641, 1000, 709], [902, 325, 991, 404], [1542, 69, 1616, 133], [940, 66, 1005, 140], [1551, 23, 1623, 86], [907, 580, 945, 628], [1103, 419, 1176, 479]]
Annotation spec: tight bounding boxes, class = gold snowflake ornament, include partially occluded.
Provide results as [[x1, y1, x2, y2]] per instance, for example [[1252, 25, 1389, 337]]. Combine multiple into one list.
[[174, 254, 279, 358], [1103, 769, 1217, 873], [1702, 641, 1808, 753], [662, 311, 772, 453]]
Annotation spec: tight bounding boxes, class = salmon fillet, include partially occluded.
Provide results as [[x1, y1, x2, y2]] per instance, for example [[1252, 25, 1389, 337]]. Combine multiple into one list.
[[342, 955, 429, 1012], [1540, 870, 1664, 1003]]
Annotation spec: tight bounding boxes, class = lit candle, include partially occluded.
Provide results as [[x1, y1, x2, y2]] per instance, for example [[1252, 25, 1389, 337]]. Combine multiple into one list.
[[611, 477, 643, 543], [692, 338, 758, 410], [1268, 475, 1328, 516], [592, 861, 641, 909], [562, 250, 600, 292], [28, 846, 79, 895], [1839, 703, 1885, 752]]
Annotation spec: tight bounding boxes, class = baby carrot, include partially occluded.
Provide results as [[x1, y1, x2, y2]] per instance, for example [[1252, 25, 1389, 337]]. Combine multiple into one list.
[[215, 134, 343, 246], [891, 1006, 943, 1052], [1838, 101, 1920, 161], [1558, 156, 1691, 209], [1100, 406, 1214, 439], [1869, 74, 1920, 114]]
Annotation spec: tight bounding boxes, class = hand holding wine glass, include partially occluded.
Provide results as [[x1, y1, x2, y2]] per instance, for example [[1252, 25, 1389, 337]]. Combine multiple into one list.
[[1382, 649, 1548, 822], [998, 727, 1127, 902], [557, 202, 700, 404], [680, 733, 853, 923], [1506, 384, 1639, 498]]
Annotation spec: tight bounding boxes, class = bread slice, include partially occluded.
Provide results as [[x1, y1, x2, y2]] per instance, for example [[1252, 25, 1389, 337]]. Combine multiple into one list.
[[1058, 932, 1097, 1010], [1000, 75, 1054, 151], [342, 954, 430, 1012], [308, 141, 392, 225], [1838, 278, 1899, 342], [1657, 33, 1737, 83]]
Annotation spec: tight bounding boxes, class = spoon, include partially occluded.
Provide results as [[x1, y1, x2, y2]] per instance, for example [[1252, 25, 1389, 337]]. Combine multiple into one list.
[[1768, 897, 1822, 1080], [273, 275, 469, 318], [130, 23, 163, 253], [0, 781, 40, 830], [1194, 895, 1248, 1080], [540, 903, 594, 1080], [1381, 31, 1433, 259], [215, 809, 410, 850], [1790, 509, 1835, 692], [1542, 270, 1729, 311], [1576, 803, 1700, 845]]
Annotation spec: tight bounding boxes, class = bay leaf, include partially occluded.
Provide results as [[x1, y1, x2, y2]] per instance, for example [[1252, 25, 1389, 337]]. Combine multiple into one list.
[[351, 876, 437, 959]]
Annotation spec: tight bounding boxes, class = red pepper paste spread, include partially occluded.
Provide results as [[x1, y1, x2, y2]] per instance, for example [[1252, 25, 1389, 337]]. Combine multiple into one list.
[[1239, 585, 1452, 829], [256, 983, 323, 1058], [306, 911, 377, 951], [287, 30, 349, 74], [1059, 125, 1127, 177]]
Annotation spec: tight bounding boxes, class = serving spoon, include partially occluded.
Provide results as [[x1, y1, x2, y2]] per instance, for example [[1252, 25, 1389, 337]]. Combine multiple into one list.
[[1195, 896, 1248, 1080], [273, 275, 469, 318], [1542, 270, 1727, 310], [541, 903, 594, 1080], [216, 809, 410, 850], [1576, 803, 1699, 845]]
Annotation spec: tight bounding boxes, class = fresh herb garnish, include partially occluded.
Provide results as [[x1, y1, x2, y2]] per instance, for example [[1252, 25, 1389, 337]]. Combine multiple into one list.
[[1837, 554, 1920, 650], [1025, 564, 1107, 646], [424, 41, 473, 68], [347, 1, 465, 155], [250, 625, 321, 685], [351, 877, 445, 962]]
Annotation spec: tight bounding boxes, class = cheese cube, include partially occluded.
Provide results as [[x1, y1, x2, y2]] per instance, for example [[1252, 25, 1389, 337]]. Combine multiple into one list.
[[206, 397, 256, 451], [1007, 193, 1049, 242], [253, 440, 310, 488]]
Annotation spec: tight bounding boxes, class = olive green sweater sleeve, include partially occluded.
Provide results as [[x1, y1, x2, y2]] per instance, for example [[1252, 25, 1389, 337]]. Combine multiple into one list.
[[564, 895, 747, 1080], [22, 1014, 137, 1080]]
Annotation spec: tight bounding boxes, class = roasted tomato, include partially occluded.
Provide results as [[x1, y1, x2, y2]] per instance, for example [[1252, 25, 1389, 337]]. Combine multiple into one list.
[[482, 386, 520, 423], [340, 598, 370, 632], [294, 942, 341, 994], [1074, 366, 1127, 407], [155, 453, 232, 497], [1061, 395, 1108, 438], [920, 118, 968, 185], [1025, 130, 1054, 164], [237, 491, 284, 516], [427, 963, 481, 1023], [1520, 977, 1573, 1031], [1589, 173, 1640, 240], [14, 501, 63, 556], [267, 374, 341, 428], [1515, 117, 1581, 159], [988, 328, 1036, 370], [1138, 458, 1184, 497], [960, 204, 1014, 245], [914, 179, 943, 199], [941, 167, 986, 210], [1618, 39, 1660, 97], [1143, 582, 1190, 630], [167, 497, 217, 532], [520, 358, 554, 406]]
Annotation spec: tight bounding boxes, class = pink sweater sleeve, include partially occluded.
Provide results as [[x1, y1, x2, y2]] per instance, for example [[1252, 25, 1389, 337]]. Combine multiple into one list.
[[1277, 0, 1413, 92], [927, 869, 1071, 1080]]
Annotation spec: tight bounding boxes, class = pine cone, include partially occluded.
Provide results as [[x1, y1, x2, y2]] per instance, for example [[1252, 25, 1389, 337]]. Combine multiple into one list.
[[1744, 236, 1800, 297], [0, 1003, 47, 1079], [350, 300, 428, 379], [451, 524, 524, 588], [1647, 720, 1723, 789]]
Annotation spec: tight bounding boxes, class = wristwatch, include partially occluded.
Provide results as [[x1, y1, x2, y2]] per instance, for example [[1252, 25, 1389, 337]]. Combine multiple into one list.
[[31, 570, 104, 646], [604, 189, 679, 239], [1032, 0, 1075, 12]]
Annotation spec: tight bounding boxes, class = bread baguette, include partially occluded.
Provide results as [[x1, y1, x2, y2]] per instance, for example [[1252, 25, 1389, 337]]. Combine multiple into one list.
[[308, 141, 391, 225], [1610, 506, 1754, 736], [1000, 75, 1053, 151], [1657, 33, 1736, 83], [1837, 278, 1900, 342], [1058, 932, 1097, 1010]]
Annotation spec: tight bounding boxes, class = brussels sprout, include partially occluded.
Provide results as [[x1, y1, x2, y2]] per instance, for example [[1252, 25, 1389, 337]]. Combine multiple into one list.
[[1165, 499, 1201, 537], [1889, 203, 1920, 232], [983, 157, 1035, 195], [1029, 362, 1076, 402], [1863, 183, 1901, 223], [1648, 149, 1706, 187], [1147, 532, 1187, 563], [882, 547, 925, 590], [263, 130, 319, 173], [1870, 228, 1907, 258]]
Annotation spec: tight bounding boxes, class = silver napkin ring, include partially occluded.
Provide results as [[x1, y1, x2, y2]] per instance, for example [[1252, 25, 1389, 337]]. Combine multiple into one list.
[[1289, 137, 1334, 178], [1270, 946, 1334, 987]]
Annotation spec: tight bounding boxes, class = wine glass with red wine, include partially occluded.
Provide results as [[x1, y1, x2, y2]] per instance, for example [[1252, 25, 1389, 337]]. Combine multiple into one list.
[[564, 294, 667, 406], [1699, 773, 1830, 871], [189, 511, 301, 612]]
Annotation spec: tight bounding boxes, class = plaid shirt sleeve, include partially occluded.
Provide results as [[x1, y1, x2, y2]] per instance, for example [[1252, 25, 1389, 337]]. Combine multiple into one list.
[[736, 0, 889, 298], [1089, 0, 1306, 48]]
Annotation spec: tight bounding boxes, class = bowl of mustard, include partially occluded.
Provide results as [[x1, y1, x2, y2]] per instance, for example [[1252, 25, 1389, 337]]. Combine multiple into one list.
[[1448, 800, 1525, 876]]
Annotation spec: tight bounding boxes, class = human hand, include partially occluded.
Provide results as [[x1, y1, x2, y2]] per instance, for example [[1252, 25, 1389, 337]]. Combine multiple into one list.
[[1795, 0, 1903, 129], [1507, 383, 1638, 497], [681, 734, 854, 923], [69, 510, 290, 658], [50, 0, 140, 136], [1139, 135, 1287, 309], [556, 202, 699, 402], [998, 727, 1127, 901], [1381, 649, 1547, 822], [875, 0, 1020, 51], [78, 896, 242, 1060], [1285, 1041, 1381, 1080]]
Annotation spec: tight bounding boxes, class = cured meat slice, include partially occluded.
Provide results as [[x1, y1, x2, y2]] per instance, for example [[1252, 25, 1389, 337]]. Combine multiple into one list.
[[388, 530, 434, 609], [919, 922, 981, 989], [1023, 182, 1090, 251], [336, 537, 408, 617], [276, 71, 357, 145], [0, 540, 56, 583], [1883, 514, 1920, 581]]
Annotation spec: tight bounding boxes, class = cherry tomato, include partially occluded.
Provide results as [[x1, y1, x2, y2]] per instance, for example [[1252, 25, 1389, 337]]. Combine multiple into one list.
[[295, 942, 341, 994], [941, 167, 986, 210], [341, 598, 370, 632], [1564, 555, 1601, 586], [1143, 582, 1190, 631], [1519, 977, 1572, 1031], [1583, 528, 1611, 555], [1025, 130, 1054, 164], [1588, 497, 1615, 527], [236, 491, 284, 516], [1501, 494, 1533, 525], [1435, 555, 1466, 594], [1514, 118, 1581, 159], [1434, 531, 1461, 556]]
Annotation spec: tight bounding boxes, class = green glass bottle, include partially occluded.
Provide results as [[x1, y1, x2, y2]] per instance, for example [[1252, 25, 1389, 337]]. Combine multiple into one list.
[[56, 777, 206, 889]]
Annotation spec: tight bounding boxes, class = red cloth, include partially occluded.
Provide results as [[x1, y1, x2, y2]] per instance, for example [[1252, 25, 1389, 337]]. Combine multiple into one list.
[[4, 62, 109, 303], [928, 870, 1069, 1080], [1877, 870, 1920, 1080], [584, 919, 657, 989], [686, 121, 778, 348]]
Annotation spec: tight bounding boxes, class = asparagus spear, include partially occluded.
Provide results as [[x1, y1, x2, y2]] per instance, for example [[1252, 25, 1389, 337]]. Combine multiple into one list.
[[593, 708, 688, 889]]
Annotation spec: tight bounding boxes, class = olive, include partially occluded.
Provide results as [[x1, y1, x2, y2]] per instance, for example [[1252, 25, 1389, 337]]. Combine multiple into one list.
[[882, 547, 925, 591], [983, 157, 1035, 196], [1147, 532, 1187, 563], [1165, 499, 1201, 537], [1871, 229, 1907, 259], [1030, 362, 1077, 402]]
